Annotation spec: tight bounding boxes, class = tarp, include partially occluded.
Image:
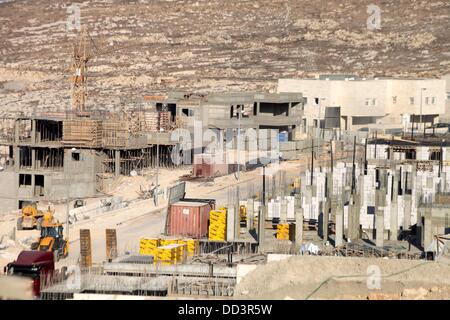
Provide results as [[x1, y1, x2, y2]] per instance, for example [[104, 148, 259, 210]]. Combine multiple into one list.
[[425, 234, 450, 260]]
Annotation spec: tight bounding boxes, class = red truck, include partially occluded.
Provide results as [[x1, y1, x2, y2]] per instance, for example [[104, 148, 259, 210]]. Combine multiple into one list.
[[4, 250, 55, 299]]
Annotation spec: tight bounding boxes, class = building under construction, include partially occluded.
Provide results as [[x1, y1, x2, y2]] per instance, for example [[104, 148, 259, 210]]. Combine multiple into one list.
[[0, 90, 304, 210]]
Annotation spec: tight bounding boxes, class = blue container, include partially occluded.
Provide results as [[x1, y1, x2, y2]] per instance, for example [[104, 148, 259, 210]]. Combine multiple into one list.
[[278, 131, 288, 142]]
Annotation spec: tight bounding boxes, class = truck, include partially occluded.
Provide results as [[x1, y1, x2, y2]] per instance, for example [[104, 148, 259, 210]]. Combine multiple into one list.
[[4, 250, 55, 298]]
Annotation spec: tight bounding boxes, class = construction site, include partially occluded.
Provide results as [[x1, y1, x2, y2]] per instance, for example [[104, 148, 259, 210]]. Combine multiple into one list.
[[1, 1, 450, 302]]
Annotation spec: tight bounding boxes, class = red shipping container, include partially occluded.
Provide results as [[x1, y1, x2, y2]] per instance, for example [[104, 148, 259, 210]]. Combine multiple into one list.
[[167, 201, 213, 239]]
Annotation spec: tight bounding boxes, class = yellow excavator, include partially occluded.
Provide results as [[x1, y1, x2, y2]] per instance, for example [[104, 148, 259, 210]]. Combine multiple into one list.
[[30, 211, 69, 262], [17, 204, 53, 231]]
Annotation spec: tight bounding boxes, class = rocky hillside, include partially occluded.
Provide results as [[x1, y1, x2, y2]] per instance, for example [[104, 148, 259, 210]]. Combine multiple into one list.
[[0, 0, 449, 115]]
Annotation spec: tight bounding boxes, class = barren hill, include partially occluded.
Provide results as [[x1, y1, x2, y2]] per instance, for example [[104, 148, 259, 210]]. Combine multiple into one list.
[[0, 0, 449, 115]]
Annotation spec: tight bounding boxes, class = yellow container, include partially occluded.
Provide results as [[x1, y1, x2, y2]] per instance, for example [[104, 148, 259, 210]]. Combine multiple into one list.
[[159, 238, 180, 247], [276, 223, 296, 241], [139, 237, 160, 255], [209, 208, 227, 241]]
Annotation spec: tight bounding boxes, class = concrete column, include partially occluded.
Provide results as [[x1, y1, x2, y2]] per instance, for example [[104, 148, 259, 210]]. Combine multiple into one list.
[[294, 194, 303, 247], [280, 198, 287, 223], [258, 205, 266, 249], [31, 119, 36, 144], [14, 147, 20, 171], [390, 202, 398, 240], [227, 205, 236, 241], [347, 195, 356, 241], [31, 148, 36, 170], [348, 192, 361, 241], [404, 194, 412, 230], [376, 209, 384, 247], [335, 199, 344, 247], [322, 198, 330, 242], [423, 207, 433, 250], [115, 150, 120, 177], [304, 186, 312, 220], [247, 198, 254, 231], [14, 119, 19, 144], [390, 170, 399, 240], [375, 188, 386, 247]]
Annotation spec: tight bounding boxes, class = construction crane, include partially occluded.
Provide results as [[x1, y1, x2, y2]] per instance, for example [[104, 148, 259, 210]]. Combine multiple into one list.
[[70, 26, 92, 114]]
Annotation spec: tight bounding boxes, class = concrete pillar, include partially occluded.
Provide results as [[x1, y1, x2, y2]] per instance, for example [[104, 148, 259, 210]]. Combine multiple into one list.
[[424, 207, 433, 251], [247, 198, 254, 231], [227, 205, 236, 241], [14, 119, 19, 144], [115, 150, 120, 177], [258, 205, 266, 248], [13, 147, 20, 171], [31, 119, 36, 144], [390, 171, 399, 240], [375, 188, 386, 247], [404, 194, 412, 230], [280, 198, 287, 223], [304, 186, 312, 220], [322, 199, 330, 242], [348, 192, 361, 241], [294, 194, 303, 246], [390, 202, 398, 240], [335, 199, 344, 247], [376, 209, 384, 248], [347, 195, 356, 241], [31, 148, 36, 170]]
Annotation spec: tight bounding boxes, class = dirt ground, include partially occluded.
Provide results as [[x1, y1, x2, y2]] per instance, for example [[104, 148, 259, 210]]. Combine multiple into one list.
[[235, 255, 450, 300], [0, 0, 449, 116]]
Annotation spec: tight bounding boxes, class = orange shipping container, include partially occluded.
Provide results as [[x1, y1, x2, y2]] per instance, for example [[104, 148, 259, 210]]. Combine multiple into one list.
[[167, 201, 213, 239]]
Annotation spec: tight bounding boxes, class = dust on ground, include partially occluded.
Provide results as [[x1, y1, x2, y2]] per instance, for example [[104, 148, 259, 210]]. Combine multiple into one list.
[[235, 255, 450, 300]]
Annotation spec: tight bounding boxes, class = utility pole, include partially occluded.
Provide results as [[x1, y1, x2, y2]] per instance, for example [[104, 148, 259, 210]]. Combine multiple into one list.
[[262, 165, 266, 206]]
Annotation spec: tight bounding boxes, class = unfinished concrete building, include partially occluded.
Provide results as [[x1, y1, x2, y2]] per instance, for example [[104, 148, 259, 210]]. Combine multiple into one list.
[[0, 91, 304, 209], [0, 111, 177, 211]]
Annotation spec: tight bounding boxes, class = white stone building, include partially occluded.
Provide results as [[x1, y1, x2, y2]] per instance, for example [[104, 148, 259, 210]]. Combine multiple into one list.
[[278, 75, 447, 132]]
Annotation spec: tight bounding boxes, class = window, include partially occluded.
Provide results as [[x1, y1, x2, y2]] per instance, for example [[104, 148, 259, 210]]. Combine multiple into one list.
[[371, 99, 376, 106], [432, 97, 436, 105], [304, 97, 308, 105], [19, 174, 32, 186], [392, 96, 397, 104], [314, 97, 319, 105], [425, 97, 430, 105], [365, 99, 370, 106], [72, 152, 80, 161], [410, 97, 415, 105]]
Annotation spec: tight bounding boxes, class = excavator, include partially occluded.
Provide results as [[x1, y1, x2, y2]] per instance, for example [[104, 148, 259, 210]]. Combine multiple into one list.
[[17, 204, 53, 231], [30, 211, 69, 262]]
